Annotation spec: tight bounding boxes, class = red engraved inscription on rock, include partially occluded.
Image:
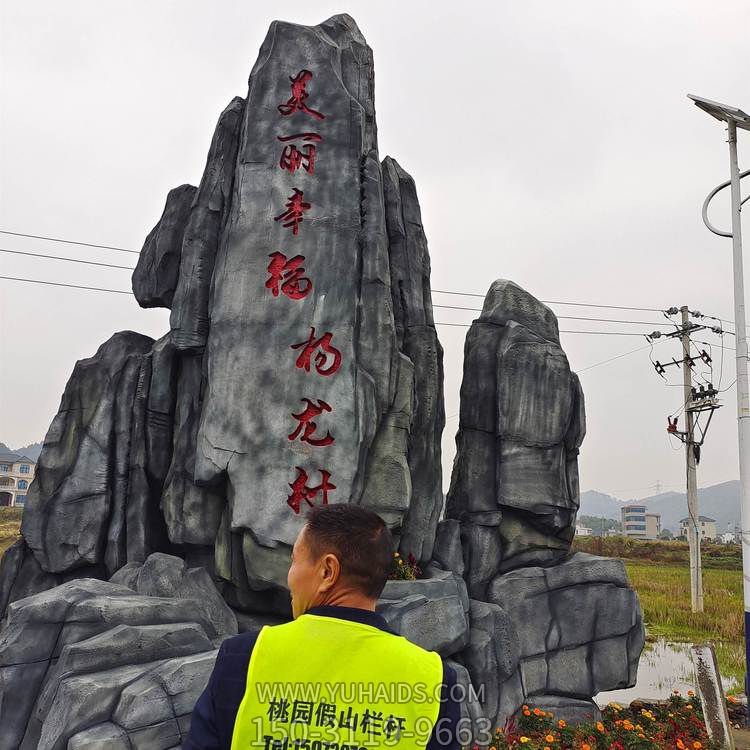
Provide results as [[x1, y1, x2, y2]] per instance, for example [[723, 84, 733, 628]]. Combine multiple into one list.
[[291, 327, 342, 376], [265, 252, 312, 300], [277, 133, 322, 174], [288, 398, 334, 446], [287, 467, 336, 513], [277, 70, 326, 121], [274, 188, 311, 236]]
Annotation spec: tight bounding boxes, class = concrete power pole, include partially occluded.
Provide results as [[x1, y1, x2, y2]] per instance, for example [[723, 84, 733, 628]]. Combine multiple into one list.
[[681, 305, 704, 613]]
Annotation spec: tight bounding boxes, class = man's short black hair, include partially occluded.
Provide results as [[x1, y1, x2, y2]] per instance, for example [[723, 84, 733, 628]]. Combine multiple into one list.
[[304, 504, 394, 599]]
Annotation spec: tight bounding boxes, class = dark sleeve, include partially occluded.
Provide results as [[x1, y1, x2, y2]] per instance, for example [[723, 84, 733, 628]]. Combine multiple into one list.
[[184, 631, 260, 750], [426, 662, 461, 750], [183, 641, 227, 750]]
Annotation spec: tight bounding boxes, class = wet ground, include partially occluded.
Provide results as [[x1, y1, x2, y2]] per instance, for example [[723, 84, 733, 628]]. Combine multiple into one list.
[[596, 638, 739, 706]]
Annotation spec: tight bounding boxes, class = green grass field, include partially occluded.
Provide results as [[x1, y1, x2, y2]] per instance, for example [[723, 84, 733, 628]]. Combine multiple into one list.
[[0, 507, 23, 558], [574, 535, 745, 682]]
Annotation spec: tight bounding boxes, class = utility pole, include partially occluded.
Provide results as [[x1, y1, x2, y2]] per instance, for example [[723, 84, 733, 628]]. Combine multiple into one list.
[[650, 307, 722, 612], [681, 305, 704, 612]]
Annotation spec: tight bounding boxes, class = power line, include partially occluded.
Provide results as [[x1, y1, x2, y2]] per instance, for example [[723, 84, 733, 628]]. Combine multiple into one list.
[[577, 342, 661, 374], [435, 321, 647, 336], [432, 288, 663, 313], [433, 303, 675, 327], [0, 276, 131, 295], [0, 275, 663, 339], [0, 230, 139, 255], [0, 228, 742, 329], [0, 247, 135, 270]]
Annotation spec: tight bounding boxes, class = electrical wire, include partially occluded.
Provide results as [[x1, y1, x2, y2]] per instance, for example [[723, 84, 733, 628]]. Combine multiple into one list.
[[432, 289, 663, 313], [0, 275, 661, 340], [0, 247, 134, 270], [3, 228, 746, 329], [0, 276, 132, 294], [578, 340, 665, 374], [0, 230, 139, 254], [433, 303, 676, 327]]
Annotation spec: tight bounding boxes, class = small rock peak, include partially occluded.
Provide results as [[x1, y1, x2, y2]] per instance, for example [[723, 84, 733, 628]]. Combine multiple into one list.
[[480, 279, 560, 343]]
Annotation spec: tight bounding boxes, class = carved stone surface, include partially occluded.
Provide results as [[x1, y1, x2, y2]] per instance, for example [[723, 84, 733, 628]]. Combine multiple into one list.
[[486, 553, 644, 703], [447, 281, 643, 727], [0, 559, 230, 750], [377, 568, 469, 656], [21, 332, 154, 575], [132, 184, 196, 309], [447, 280, 586, 581]]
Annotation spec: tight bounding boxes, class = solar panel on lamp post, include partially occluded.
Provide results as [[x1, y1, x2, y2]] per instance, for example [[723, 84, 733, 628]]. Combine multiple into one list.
[[689, 93, 750, 704]]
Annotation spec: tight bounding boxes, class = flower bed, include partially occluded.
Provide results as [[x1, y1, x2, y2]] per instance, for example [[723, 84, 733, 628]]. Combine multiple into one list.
[[473, 692, 732, 750]]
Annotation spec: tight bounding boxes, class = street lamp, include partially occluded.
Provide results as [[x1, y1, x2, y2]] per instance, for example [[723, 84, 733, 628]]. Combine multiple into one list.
[[689, 93, 750, 695]]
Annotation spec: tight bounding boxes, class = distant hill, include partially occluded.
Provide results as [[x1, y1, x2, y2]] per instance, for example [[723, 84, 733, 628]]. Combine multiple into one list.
[[0, 441, 43, 462], [580, 480, 740, 534], [12, 442, 43, 462]]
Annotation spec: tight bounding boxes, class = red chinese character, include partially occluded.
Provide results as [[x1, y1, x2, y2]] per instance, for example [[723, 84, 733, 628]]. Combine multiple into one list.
[[277, 70, 325, 121], [278, 133, 322, 175], [287, 467, 336, 513], [274, 188, 311, 236], [265, 252, 312, 300], [291, 327, 342, 377], [288, 398, 334, 446]]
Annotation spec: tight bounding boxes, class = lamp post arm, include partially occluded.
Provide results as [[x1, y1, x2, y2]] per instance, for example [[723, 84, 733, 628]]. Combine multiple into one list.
[[702, 168, 750, 237]]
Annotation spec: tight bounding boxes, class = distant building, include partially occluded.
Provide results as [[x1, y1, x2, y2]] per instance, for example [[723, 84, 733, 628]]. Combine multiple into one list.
[[0, 451, 36, 507], [575, 524, 592, 537], [620, 504, 661, 540], [720, 531, 739, 544], [680, 516, 718, 541]]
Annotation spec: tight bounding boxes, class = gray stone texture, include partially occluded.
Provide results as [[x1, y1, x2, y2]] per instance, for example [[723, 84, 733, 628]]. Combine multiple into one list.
[[446, 280, 586, 576], [382, 156, 445, 563], [0, 572, 222, 750], [486, 553, 644, 710], [2, 13, 445, 610], [21, 331, 154, 575], [377, 568, 469, 656], [109, 553, 237, 637], [447, 281, 643, 726], [132, 183, 197, 309]]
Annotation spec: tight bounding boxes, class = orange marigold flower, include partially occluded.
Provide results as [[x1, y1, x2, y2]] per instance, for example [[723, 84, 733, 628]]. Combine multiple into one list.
[[544, 747, 552, 750], [687, 691, 695, 697], [522, 705, 529, 711], [596, 722, 605, 732], [546, 734, 555, 743], [582, 744, 591, 750], [558, 720, 566, 729], [685, 705, 693, 711], [693, 743, 702, 749], [523, 710, 531, 716], [534, 708, 542, 716], [676, 739, 686, 750], [727, 695, 738, 704]]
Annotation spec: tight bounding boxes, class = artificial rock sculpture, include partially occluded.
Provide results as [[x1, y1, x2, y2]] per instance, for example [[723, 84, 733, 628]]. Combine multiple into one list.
[[0, 13, 642, 748]]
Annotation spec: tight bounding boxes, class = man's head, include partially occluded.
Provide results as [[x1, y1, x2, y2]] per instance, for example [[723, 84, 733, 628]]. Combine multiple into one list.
[[287, 504, 394, 618]]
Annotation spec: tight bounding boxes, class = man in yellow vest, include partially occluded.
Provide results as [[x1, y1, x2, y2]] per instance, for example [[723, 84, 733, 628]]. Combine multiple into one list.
[[185, 504, 462, 750]]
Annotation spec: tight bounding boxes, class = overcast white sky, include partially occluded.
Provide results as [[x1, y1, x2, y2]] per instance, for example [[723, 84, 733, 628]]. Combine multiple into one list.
[[1, 0, 749, 500]]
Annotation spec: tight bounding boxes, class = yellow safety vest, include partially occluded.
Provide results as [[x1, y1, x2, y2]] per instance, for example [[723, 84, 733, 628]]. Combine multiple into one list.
[[230, 613, 444, 750]]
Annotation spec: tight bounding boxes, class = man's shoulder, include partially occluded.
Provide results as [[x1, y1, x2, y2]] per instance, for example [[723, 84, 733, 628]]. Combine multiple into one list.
[[216, 630, 261, 659]]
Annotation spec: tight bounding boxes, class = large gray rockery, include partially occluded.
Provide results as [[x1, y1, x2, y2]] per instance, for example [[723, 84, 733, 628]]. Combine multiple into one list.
[[0, 12, 642, 747]]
